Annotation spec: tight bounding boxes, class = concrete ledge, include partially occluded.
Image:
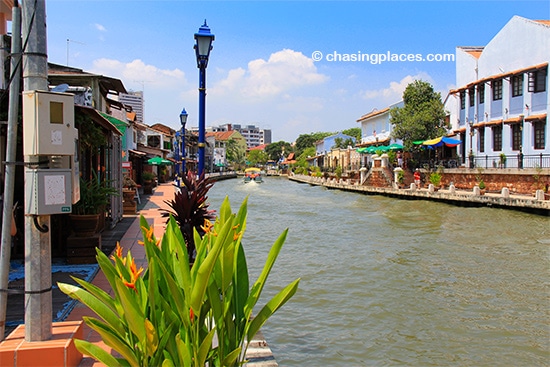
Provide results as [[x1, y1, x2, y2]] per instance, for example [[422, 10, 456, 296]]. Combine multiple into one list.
[[0, 321, 83, 367], [245, 331, 278, 366]]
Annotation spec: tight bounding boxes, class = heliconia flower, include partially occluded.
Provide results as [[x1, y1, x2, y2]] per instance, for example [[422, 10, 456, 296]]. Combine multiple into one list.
[[123, 258, 144, 292], [110, 242, 123, 261], [201, 219, 214, 234], [189, 308, 195, 323], [233, 231, 243, 241], [141, 225, 155, 243]]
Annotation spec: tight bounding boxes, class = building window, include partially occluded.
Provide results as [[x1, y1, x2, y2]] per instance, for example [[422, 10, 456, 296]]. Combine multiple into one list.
[[492, 125, 502, 152], [511, 124, 522, 151], [528, 67, 547, 93], [479, 127, 485, 153], [534, 120, 546, 150], [512, 74, 523, 97], [492, 79, 503, 101], [460, 91, 465, 109], [478, 84, 485, 104], [468, 87, 475, 107], [147, 135, 160, 148]]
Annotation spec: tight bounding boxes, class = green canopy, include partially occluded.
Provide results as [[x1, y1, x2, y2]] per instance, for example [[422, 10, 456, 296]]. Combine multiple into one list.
[[388, 143, 404, 151], [147, 156, 173, 165]]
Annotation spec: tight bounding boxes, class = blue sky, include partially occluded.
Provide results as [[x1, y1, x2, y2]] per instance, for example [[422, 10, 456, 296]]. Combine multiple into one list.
[[43, 1, 549, 142]]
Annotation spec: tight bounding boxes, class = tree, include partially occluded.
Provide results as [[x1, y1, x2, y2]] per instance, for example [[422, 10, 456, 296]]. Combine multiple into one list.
[[333, 137, 355, 149], [390, 80, 449, 151], [342, 127, 361, 142], [225, 138, 246, 170], [247, 149, 268, 167], [265, 141, 293, 162], [295, 132, 331, 157]]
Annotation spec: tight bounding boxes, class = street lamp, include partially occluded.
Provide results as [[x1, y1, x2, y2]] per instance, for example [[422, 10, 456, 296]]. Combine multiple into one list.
[[194, 20, 214, 176], [469, 120, 475, 169], [179, 107, 188, 177]]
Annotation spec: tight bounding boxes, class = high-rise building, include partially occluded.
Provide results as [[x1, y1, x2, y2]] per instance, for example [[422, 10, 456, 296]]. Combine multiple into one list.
[[120, 91, 144, 123], [211, 123, 271, 148]]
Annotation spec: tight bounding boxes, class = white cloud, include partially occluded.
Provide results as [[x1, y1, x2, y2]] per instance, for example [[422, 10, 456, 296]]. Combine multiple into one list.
[[360, 72, 434, 103], [94, 23, 107, 32], [90, 58, 187, 91], [212, 49, 328, 99]]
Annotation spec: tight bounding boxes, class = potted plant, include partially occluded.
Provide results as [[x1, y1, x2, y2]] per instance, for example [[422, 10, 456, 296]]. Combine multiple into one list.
[[142, 171, 155, 194], [429, 171, 442, 189], [478, 179, 486, 195], [70, 173, 119, 237], [122, 175, 137, 202], [397, 170, 405, 188], [499, 153, 507, 168]]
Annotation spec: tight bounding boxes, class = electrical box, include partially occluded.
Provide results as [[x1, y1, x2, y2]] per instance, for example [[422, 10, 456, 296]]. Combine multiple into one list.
[[25, 169, 73, 215], [23, 90, 76, 156]]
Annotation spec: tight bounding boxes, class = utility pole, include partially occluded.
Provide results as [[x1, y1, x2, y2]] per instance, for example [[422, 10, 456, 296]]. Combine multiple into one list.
[[22, 0, 52, 341], [0, 0, 21, 341]]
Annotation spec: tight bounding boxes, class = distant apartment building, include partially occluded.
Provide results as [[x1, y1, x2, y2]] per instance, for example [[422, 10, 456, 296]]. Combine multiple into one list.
[[210, 123, 272, 148], [120, 91, 145, 123]]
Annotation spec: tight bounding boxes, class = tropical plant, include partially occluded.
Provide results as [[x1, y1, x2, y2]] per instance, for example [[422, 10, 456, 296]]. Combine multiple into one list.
[[335, 165, 343, 179], [58, 197, 300, 367], [499, 153, 507, 167], [162, 171, 216, 262], [142, 171, 155, 181], [429, 172, 442, 187], [478, 179, 486, 190], [72, 172, 119, 215], [397, 170, 404, 184]]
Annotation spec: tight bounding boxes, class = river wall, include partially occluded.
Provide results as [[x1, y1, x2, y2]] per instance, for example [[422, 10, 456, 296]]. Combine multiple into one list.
[[288, 174, 550, 216]]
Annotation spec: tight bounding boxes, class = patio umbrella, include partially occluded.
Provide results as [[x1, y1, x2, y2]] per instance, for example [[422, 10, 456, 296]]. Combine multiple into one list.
[[388, 143, 404, 151], [147, 156, 173, 165], [441, 136, 462, 147]]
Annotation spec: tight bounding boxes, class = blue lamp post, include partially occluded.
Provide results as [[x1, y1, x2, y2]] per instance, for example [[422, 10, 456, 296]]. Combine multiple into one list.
[[179, 107, 188, 177], [175, 130, 181, 185], [194, 20, 214, 177]]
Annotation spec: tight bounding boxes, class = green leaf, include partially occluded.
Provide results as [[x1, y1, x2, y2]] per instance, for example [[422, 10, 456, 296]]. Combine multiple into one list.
[[197, 329, 216, 367], [189, 225, 226, 314], [247, 278, 300, 340], [84, 317, 140, 367], [74, 339, 125, 367], [58, 282, 124, 335], [245, 228, 288, 316], [114, 278, 146, 342]]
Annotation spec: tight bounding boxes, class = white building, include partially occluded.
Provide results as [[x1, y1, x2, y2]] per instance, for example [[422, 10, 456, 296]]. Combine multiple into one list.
[[448, 16, 549, 168], [357, 101, 404, 146], [120, 91, 145, 123]]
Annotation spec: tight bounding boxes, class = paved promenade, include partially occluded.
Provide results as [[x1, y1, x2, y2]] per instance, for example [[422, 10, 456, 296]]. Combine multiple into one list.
[[66, 182, 276, 367]]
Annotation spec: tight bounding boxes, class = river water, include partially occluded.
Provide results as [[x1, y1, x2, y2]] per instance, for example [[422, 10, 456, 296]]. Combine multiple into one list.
[[207, 176, 550, 366]]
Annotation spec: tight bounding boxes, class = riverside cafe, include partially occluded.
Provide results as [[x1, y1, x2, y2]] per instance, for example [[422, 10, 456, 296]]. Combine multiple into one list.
[[356, 137, 462, 168], [414, 136, 462, 168]]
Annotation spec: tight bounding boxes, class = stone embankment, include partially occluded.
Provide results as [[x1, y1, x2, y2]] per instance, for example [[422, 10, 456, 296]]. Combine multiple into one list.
[[289, 174, 550, 216]]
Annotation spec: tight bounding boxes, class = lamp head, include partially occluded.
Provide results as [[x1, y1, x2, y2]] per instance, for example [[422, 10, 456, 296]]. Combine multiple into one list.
[[194, 20, 215, 68], [180, 108, 188, 126]]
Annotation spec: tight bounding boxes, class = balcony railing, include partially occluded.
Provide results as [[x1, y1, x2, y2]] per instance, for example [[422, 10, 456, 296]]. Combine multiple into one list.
[[471, 153, 550, 169]]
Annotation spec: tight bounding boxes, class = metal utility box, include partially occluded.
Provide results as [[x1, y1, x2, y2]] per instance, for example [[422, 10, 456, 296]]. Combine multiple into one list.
[[23, 90, 76, 156], [25, 169, 72, 215]]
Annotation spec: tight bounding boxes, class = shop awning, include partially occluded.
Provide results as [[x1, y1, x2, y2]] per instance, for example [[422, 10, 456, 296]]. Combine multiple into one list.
[[99, 112, 128, 135]]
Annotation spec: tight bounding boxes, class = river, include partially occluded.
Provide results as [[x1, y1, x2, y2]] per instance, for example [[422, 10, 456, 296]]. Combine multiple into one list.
[[207, 176, 550, 366]]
